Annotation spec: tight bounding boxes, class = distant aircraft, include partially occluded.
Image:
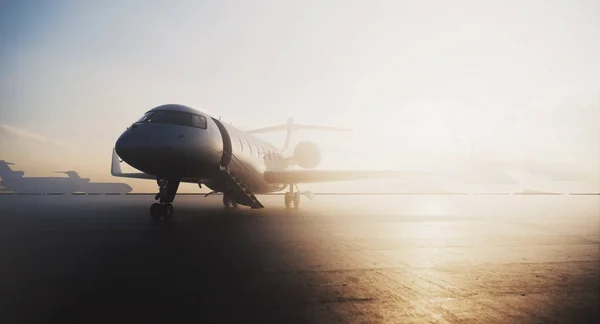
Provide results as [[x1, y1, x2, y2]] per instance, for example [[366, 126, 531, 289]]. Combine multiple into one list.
[[55, 170, 133, 194], [112, 104, 429, 220], [0, 161, 79, 193], [0, 160, 132, 194]]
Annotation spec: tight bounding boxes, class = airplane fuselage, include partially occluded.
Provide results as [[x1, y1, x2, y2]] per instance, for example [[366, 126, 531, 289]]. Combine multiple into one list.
[[115, 104, 288, 195]]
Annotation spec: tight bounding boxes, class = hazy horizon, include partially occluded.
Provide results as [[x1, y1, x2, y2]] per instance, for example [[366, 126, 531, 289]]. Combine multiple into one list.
[[1, 0, 599, 193]]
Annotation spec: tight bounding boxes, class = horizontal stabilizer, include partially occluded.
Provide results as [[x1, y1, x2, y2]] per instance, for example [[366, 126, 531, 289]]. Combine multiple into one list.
[[246, 125, 288, 134], [264, 169, 432, 184], [246, 118, 352, 154], [247, 123, 351, 134]]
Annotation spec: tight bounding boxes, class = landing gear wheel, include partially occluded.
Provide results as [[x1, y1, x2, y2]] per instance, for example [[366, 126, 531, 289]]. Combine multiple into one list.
[[223, 194, 232, 208], [150, 203, 162, 221], [150, 178, 180, 220], [223, 194, 239, 208], [150, 203, 174, 220], [284, 192, 292, 208], [162, 204, 174, 220], [292, 192, 300, 209]]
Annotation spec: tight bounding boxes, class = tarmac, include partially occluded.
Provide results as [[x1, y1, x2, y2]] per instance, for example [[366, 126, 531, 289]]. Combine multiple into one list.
[[0, 194, 598, 323]]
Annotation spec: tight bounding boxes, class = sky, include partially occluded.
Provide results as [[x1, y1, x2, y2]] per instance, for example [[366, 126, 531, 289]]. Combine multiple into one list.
[[1, 0, 599, 192]]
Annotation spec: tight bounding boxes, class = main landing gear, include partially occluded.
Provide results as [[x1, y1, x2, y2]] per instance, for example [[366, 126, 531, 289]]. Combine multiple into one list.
[[284, 184, 300, 209], [222, 192, 239, 208], [151, 179, 180, 221]]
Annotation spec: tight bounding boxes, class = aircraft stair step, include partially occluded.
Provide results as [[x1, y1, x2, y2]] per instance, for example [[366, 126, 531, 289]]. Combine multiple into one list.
[[223, 169, 264, 209]]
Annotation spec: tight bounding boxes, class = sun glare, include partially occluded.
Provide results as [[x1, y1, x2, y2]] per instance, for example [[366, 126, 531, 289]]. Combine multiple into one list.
[[416, 198, 446, 216], [374, 100, 466, 156]]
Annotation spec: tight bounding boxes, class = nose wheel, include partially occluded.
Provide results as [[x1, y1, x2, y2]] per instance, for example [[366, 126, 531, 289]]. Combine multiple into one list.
[[151, 179, 180, 221], [150, 203, 174, 220]]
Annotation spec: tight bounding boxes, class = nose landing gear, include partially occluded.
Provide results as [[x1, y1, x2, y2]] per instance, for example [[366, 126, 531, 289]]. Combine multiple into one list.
[[151, 179, 180, 220]]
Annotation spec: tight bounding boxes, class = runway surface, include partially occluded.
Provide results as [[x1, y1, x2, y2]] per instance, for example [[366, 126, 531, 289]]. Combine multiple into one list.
[[0, 194, 598, 323]]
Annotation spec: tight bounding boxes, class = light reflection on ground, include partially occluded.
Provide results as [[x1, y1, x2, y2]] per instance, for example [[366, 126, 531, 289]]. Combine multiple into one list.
[[0, 194, 598, 323]]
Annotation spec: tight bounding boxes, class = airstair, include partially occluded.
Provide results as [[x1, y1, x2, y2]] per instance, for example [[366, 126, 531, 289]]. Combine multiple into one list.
[[221, 154, 264, 209]]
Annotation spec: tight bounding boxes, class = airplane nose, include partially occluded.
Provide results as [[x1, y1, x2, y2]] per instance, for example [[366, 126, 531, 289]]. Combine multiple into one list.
[[114, 130, 141, 164], [115, 126, 181, 176], [115, 124, 221, 178], [114, 128, 154, 162]]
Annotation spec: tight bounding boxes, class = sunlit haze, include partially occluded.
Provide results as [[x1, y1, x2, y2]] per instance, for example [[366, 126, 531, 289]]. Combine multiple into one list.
[[1, 0, 599, 192]]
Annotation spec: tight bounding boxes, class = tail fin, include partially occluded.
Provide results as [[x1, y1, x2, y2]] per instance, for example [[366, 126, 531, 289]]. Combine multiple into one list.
[[54, 171, 87, 181], [0, 160, 23, 180], [247, 118, 352, 155]]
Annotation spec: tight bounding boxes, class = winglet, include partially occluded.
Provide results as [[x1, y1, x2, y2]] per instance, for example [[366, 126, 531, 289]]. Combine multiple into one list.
[[110, 148, 159, 180], [111, 148, 122, 176]]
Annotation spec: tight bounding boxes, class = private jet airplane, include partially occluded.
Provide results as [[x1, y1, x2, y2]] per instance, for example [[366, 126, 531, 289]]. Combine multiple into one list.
[[112, 104, 427, 220]]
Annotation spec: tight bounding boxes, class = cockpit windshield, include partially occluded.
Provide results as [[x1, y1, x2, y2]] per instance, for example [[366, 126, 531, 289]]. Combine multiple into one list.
[[136, 112, 153, 123], [134, 111, 207, 129]]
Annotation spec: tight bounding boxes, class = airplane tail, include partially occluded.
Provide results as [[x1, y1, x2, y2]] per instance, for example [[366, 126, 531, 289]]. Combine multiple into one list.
[[0, 160, 23, 181], [54, 171, 90, 182], [55, 171, 80, 179], [246, 118, 351, 155]]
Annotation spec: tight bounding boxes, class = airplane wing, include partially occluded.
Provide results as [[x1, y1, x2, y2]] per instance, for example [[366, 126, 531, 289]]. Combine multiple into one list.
[[264, 169, 432, 184], [111, 148, 157, 180], [111, 148, 200, 183]]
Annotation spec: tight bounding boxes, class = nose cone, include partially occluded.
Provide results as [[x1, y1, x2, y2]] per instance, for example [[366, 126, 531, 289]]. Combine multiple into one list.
[[115, 123, 222, 178]]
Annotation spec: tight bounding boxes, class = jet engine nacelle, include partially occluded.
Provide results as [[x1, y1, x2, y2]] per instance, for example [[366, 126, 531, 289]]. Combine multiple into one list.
[[293, 141, 321, 169]]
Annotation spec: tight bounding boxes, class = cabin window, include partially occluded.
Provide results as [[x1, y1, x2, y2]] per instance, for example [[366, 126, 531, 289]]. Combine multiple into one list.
[[237, 136, 243, 152], [246, 139, 253, 155]]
